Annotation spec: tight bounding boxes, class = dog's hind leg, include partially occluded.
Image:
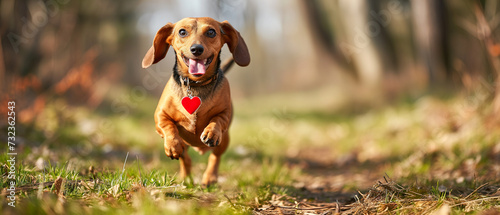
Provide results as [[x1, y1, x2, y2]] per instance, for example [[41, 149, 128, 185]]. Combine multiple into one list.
[[179, 145, 192, 181]]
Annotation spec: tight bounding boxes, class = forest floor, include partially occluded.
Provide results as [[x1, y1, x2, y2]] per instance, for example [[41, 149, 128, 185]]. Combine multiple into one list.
[[2, 87, 500, 214]]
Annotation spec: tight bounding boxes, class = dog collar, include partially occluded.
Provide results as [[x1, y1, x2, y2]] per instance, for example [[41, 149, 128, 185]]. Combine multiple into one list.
[[180, 69, 221, 87]]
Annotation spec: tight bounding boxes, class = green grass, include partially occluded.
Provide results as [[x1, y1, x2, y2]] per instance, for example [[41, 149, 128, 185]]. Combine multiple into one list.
[[2, 88, 500, 214], [1, 155, 293, 214]]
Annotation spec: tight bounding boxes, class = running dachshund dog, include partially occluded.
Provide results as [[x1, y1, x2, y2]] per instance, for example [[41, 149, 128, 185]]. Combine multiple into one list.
[[142, 17, 250, 186]]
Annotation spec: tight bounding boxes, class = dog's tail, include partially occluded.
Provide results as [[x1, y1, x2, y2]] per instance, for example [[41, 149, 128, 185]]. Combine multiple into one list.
[[221, 57, 235, 74]]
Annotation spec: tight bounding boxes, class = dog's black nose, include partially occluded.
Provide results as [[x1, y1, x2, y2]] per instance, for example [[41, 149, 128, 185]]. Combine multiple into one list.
[[190, 44, 204, 56]]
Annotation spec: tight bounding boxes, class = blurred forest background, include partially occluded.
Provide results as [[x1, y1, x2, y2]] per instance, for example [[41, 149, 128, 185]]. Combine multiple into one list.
[[2, 0, 500, 121], [0, 0, 498, 126], [3, 0, 500, 213]]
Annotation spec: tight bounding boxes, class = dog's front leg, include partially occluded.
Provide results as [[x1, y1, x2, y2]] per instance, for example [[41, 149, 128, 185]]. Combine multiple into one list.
[[200, 109, 231, 186], [156, 114, 185, 160], [200, 109, 231, 147]]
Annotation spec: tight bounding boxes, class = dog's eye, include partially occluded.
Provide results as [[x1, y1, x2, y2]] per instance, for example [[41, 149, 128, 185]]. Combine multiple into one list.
[[179, 29, 188, 37], [206, 29, 216, 38]]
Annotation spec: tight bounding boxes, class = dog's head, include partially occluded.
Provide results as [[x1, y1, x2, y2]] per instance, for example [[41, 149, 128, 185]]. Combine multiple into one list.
[[142, 17, 250, 81]]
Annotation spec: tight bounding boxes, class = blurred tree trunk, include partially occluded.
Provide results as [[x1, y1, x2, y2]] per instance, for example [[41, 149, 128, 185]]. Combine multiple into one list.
[[337, 0, 384, 89], [302, 0, 343, 62], [410, 0, 449, 84], [302, 0, 387, 91]]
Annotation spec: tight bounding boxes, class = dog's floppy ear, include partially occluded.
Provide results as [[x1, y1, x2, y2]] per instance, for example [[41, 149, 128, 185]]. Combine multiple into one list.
[[220, 21, 250, 67], [142, 23, 175, 68]]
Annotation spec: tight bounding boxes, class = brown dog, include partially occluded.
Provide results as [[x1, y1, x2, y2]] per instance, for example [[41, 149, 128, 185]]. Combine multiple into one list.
[[142, 17, 250, 186]]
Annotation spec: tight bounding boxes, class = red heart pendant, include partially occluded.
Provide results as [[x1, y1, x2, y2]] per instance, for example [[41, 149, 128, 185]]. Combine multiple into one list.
[[181, 96, 201, 114]]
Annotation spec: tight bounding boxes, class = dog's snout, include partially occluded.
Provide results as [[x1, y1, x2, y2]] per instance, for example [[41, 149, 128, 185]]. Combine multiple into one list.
[[190, 44, 204, 56]]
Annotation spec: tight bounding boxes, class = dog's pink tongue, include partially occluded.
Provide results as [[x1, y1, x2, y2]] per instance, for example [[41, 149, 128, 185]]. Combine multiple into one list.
[[189, 59, 206, 75]]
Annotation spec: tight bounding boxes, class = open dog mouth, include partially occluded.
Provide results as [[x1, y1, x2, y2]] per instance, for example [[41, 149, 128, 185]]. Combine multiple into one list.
[[182, 55, 214, 77]]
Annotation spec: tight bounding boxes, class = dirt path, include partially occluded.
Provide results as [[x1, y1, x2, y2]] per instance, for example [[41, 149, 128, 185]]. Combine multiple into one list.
[[254, 146, 392, 214]]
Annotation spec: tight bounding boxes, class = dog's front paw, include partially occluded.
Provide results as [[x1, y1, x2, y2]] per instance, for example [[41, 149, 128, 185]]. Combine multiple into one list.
[[200, 124, 221, 147], [164, 137, 185, 160]]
